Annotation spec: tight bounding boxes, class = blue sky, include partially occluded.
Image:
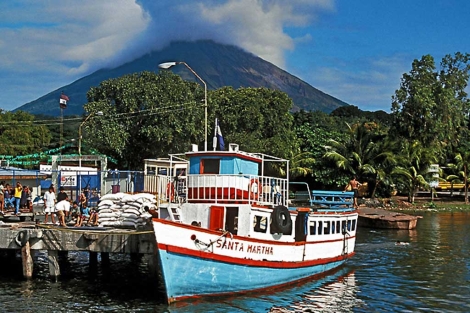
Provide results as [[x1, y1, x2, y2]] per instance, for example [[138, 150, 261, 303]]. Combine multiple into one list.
[[0, 0, 469, 112]]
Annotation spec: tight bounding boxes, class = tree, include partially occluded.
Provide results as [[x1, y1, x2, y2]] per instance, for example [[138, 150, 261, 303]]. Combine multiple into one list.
[[85, 71, 205, 169], [391, 53, 470, 151], [84, 73, 297, 169], [292, 110, 347, 188], [448, 151, 470, 204], [210, 87, 297, 160], [323, 122, 393, 194], [391, 140, 438, 203], [0, 110, 52, 157]]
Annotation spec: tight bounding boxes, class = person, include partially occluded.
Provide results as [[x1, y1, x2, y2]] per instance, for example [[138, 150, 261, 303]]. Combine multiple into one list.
[[0, 181, 4, 214], [20, 185, 31, 210], [43, 186, 57, 224], [4, 184, 13, 209], [395, 241, 410, 246], [74, 204, 90, 227], [88, 207, 99, 226], [70, 201, 80, 224], [344, 176, 362, 209], [13, 181, 23, 216], [55, 187, 69, 226], [79, 189, 87, 210]]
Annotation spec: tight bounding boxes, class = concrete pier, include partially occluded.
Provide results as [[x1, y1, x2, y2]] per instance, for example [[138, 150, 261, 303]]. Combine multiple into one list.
[[0, 222, 156, 278]]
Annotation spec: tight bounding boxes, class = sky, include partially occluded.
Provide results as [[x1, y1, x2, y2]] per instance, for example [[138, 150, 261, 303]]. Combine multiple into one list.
[[0, 0, 469, 113]]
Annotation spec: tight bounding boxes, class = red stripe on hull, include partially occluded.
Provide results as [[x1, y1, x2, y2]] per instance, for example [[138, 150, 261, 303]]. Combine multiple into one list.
[[156, 242, 354, 268], [154, 218, 356, 246]]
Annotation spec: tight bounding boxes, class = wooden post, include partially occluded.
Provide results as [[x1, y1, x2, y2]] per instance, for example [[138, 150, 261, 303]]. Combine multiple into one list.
[[146, 253, 159, 277], [89, 251, 98, 265], [21, 241, 34, 279], [101, 252, 109, 264], [48, 250, 60, 278]]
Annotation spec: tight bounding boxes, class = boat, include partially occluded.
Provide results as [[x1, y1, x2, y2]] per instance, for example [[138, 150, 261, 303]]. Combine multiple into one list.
[[357, 207, 420, 229], [146, 143, 358, 304]]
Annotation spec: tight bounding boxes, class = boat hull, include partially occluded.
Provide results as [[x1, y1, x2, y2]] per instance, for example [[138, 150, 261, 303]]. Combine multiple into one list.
[[152, 218, 356, 303]]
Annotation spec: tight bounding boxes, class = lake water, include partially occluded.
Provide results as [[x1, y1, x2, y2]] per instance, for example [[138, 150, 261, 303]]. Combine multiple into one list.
[[0, 212, 469, 312]]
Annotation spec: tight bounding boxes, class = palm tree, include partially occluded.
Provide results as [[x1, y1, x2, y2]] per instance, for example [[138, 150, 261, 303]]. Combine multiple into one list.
[[288, 151, 316, 178], [324, 122, 395, 197], [391, 140, 438, 203], [450, 152, 470, 204]]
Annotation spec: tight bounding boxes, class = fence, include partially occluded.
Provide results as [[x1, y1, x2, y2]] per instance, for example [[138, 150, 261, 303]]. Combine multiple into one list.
[[1, 169, 145, 206]]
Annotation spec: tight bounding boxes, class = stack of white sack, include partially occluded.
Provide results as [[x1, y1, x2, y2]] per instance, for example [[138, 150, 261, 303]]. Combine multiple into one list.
[[96, 192, 156, 228]]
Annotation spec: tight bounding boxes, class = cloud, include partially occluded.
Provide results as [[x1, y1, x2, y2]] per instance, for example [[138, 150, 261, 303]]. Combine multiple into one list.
[[115, 0, 335, 69], [0, 0, 335, 110]]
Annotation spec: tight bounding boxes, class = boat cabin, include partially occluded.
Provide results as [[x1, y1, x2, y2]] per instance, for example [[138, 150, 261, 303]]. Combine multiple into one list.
[[185, 143, 287, 205]]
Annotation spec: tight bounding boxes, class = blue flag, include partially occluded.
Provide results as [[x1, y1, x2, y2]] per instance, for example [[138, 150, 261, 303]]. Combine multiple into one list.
[[216, 119, 225, 151]]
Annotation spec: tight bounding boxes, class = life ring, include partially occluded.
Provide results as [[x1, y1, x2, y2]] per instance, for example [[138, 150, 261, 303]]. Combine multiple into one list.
[[15, 230, 30, 247], [249, 179, 262, 199], [271, 206, 292, 235], [166, 183, 175, 202]]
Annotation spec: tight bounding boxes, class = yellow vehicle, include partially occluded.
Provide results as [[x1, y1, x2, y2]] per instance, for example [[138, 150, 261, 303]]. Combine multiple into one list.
[[435, 182, 465, 191]]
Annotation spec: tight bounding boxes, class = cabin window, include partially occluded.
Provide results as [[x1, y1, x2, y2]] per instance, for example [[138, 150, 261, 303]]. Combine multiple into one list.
[[253, 215, 267, 233], [347, 220, 352, 231], [309, 221, 316, 235], [201, 159, 220, 174], [317, 221, 323, 235], [225, 207, 239, 235], [323, 221, 331, 235], [352, 219, 356, 231], [341, 220, 346, 233], [336, 221, 341, 234]]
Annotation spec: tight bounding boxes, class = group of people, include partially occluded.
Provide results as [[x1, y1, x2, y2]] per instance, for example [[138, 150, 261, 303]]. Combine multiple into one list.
[[0, 181, 33, 216], [43, 185, 98, 227]]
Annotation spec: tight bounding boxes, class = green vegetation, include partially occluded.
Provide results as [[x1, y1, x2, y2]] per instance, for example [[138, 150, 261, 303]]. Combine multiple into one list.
[[5, 52, 470, 205]]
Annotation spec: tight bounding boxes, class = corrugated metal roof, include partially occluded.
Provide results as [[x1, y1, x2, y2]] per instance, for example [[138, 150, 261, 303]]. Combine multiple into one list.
[[0, 167, 47, 178]]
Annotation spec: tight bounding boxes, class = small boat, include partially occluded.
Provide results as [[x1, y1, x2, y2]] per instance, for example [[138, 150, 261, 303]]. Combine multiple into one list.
[[357, 207, 419, 229], [147, 143, 358, 304]]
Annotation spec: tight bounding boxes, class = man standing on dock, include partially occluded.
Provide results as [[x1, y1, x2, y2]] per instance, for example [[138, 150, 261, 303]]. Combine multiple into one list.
[[43, 186, 57, 224], [13, 182, 23, 216], [344, 176, 362, 209]]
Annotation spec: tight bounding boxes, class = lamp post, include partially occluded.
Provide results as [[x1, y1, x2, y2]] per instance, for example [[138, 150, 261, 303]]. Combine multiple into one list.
[[78, 111, 103, 161], [158, 61, 208, 151]]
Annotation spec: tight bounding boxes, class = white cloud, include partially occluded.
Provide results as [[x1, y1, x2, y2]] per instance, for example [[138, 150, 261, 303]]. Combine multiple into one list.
[[0, 0, 336, 110], [0, 1, 147, 75]]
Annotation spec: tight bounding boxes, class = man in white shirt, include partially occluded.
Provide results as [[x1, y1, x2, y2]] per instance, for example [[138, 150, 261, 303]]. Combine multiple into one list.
[[43, 186, 56, 224]]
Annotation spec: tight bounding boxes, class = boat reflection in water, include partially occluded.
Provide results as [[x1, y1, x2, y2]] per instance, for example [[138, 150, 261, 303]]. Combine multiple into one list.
[[268, 270, 362, 313], [168, 267, 361, 313]]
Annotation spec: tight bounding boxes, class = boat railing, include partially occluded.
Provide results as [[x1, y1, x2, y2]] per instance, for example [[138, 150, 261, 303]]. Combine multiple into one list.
[[185, 174, 288, 206], [144, 172, 288, 207], [311, 190, 356, 212]]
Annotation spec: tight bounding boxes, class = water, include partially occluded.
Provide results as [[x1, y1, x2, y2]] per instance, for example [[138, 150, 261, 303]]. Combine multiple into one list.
[[0, 212, 469, 312]]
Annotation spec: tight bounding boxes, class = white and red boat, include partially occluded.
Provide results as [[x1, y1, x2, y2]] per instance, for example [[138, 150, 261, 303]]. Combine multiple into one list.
[[145, 143, 358, 304]]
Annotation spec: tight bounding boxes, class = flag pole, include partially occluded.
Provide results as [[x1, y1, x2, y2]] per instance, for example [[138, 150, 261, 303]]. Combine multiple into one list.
[[60, 107, 63, 155], [213, 118, 218, 151]]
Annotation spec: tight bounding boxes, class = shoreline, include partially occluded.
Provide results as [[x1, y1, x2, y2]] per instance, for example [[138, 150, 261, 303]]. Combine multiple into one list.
[[360, 195, 470, 213]]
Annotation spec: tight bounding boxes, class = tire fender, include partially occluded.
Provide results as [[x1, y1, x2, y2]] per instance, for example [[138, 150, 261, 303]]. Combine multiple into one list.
[[15, 230, 30, 247], [271, 205, 292, 235]]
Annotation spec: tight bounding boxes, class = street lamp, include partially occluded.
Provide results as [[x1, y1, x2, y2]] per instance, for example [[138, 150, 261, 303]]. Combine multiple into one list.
[[78, 111, 103, 156], [158, 61, 208, 151]]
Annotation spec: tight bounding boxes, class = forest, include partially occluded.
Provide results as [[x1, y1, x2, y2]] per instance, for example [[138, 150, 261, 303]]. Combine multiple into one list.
[[1, 53, 470, 202]]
